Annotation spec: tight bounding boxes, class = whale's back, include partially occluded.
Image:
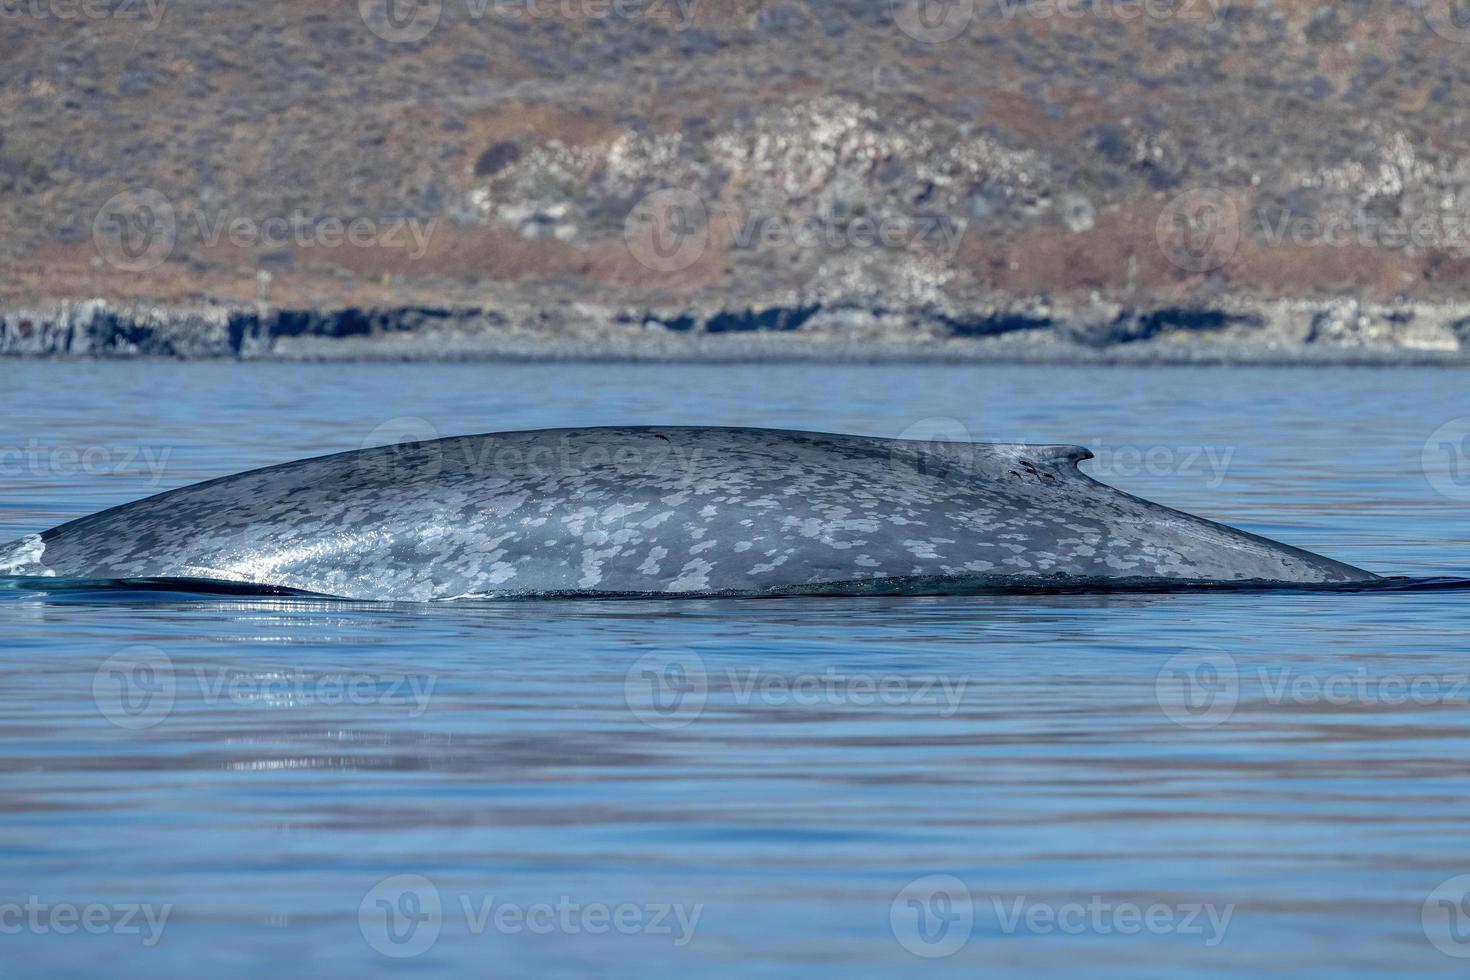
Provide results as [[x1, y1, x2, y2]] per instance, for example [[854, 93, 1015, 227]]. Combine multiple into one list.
[[6, 426, 1375, 599]]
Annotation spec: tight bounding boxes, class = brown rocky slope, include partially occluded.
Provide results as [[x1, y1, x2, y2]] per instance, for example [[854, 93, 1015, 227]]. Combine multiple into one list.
[[5, 0, 1470, 359]]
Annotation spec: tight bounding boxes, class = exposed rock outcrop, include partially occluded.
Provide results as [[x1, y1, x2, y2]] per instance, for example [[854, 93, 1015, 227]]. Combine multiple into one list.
[[5, 297, 1469, 362]]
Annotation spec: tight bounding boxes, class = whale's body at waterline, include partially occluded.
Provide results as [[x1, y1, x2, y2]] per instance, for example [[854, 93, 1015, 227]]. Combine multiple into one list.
[[0, 427, 1376, 599]]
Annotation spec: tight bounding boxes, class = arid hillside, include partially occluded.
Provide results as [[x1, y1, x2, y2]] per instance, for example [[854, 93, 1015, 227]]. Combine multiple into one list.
[[5, 0, 1470, 355]]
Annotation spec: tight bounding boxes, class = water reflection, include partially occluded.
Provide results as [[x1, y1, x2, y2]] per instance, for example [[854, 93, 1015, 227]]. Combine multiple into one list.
[[2, 364, 1469, 978]]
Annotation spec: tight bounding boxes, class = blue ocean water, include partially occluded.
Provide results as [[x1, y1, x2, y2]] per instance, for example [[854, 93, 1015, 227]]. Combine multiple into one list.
[[1, 361, 1468, 978]]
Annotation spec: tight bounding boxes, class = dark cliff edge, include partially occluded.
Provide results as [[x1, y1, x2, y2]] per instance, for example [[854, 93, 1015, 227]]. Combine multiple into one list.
[[3, 298, 1469, 364]]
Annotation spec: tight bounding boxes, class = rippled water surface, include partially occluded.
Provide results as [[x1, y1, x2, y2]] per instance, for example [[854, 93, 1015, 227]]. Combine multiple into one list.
[[2, 362, 1468, 978]]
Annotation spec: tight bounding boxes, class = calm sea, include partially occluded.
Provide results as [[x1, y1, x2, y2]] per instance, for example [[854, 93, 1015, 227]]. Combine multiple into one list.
[[1, 362, 1468, 978]]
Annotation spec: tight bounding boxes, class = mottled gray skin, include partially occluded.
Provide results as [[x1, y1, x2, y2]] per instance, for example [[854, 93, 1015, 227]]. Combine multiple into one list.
[[0, 426, 1375, 599]]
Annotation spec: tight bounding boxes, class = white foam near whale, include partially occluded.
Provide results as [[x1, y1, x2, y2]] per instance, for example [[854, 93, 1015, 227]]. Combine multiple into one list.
[[0, 427, 1377, 600], [0, 535, 52, 576]]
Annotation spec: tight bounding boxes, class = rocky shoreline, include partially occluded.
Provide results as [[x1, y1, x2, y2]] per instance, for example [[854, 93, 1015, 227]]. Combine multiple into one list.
[[3, 297, 1470, 365], [12, 3, 1470, 373]]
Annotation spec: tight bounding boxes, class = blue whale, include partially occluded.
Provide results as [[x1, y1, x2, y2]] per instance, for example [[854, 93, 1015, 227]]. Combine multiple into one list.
[[0, 426, 1376, 600]]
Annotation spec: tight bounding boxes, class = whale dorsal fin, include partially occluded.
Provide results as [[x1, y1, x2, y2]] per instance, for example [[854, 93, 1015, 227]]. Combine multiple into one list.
[[1017, 444, 1094, 468]]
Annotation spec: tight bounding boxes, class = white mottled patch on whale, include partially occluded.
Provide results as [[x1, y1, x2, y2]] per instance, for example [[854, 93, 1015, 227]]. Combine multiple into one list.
[[749, 554, 789, 574], [579, 537, 625, 588], [668, 558, 714, 591], [560, 506, 600, 536], [602, 502, 647, 522], [638, 546, 668, 576], [783, 517, 823, 538]]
